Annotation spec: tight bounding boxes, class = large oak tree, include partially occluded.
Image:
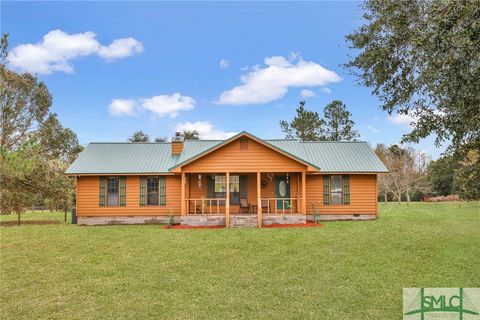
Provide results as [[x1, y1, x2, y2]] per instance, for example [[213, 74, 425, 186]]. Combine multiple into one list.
[[346, 0, 480, 154]]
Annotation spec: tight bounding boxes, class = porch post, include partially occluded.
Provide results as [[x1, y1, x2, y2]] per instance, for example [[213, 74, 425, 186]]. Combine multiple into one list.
[[257, 172, 262, 227], [181, 172, 186, 215], [302, 171, 307, 214], [226, 172, 230, 228]]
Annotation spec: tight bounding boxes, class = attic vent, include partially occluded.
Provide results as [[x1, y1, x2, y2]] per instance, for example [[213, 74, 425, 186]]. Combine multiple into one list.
[[240, 138, 248, 150]]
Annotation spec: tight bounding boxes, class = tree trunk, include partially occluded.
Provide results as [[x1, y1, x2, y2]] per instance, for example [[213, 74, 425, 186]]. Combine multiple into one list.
[[17, 212, 20, 226], [398, 193, 402, 204], [384, 192, 388, 203], [406, 192, 411, 205]]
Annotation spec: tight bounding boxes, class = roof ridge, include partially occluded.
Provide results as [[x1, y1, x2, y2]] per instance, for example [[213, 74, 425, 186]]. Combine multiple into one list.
[[89, 142, 171, 144], [300, 141, 369, 143]]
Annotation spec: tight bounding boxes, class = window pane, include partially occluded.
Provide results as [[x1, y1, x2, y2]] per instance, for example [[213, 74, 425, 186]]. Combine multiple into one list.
[[215, 175, 226, 193], [331, 176, 342, 193], [107, 177, 119, 206], [230, 175, 240, 204], [331, 192, 342, 205], [147, 177, 159, 205], [230, 175, 239, 193]]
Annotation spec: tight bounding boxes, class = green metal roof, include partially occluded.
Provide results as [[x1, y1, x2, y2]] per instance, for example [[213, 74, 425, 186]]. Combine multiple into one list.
[[66, 133, 388, 174], [268, 140, 388, 172], [177, 140, 222, 164], [65, 143, 179, 174]]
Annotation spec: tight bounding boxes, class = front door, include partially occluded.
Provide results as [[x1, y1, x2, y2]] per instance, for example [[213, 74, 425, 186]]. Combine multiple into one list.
[[275, 176, 290, 210]]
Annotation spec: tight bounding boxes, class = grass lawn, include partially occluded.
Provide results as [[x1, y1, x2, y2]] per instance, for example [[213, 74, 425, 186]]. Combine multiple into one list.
[[1, 202, 479, 319]]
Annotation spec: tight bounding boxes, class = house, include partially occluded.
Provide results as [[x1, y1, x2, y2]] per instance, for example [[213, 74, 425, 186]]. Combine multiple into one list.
[[65, 131, 388, 227]]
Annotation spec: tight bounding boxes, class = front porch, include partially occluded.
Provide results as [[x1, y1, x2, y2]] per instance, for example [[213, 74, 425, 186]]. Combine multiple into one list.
[[180, 172, 307, 227]]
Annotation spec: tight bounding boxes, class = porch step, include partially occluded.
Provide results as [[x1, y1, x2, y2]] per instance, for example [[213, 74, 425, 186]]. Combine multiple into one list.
[[230, 214, 258, 228]]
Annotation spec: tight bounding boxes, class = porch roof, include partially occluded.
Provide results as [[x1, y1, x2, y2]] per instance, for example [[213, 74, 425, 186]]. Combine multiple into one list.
[[65, 132, 388, 174]]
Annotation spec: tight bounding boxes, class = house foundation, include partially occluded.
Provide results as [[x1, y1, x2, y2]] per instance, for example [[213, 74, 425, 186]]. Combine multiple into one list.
[[77, 215, 180, 226]]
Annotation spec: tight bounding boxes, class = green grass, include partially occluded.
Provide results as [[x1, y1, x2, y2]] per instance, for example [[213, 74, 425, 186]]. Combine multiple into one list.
[[1, 202, 479, 319]]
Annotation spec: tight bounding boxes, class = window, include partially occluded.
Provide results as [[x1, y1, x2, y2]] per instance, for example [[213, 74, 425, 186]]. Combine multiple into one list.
[[230, 175, 240, 205], [211, 175, 240, 204], [147, 177, 159, 206], [140, 176, 166, 206], [214, 175, 226, 198], [107, 177, 119, 206], [331, 176, 343, 205]]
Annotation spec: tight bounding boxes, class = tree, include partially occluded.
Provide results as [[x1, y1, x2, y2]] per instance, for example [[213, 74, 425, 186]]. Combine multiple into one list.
[[346, 1, 480, 155], [280, 101, 325, 141], [454, 150, 480, 201], [0, 33, 8, 63], [375, 144, 430, 204], [0, 33, 81, 218], [374, 144, 392, 202], [427, 156, 457, 196], [127, 130, 150, 142], [323, 100, 359, 141], [404, 149, 431, 203], [0, 141, 41, 219], [37, 113, 83, 162], [0, 55, 52, 147], [154, 136, 168, 142], [181, 130, 199, 140]]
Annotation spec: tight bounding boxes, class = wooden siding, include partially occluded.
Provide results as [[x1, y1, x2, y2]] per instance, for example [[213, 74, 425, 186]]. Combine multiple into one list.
[[306, 174, 377, 215], [76, 175, 181, 216], [75, 171, 377, 217], [182, 137, 307, 173]]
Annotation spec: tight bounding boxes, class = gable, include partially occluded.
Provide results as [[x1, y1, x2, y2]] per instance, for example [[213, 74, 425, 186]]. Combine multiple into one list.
[[180, 136, 308, 173]]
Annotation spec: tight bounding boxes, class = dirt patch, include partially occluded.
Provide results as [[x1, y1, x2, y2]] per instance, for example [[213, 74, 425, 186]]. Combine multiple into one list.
[[164, 224, 225, 229], [0, 220, 60, 227], [163, 222, 324, 229], [262, 222, 324, 228]]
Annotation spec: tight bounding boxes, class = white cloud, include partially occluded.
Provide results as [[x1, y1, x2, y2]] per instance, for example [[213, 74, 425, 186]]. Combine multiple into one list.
[[216, 54, 341, 105], [108, 99, 138, 116], [8, 29, 143, 74], [366, 125, 380, 133], [387, 113, 417, 127], [219, 59, 229, 69], [300, 89, 316, 98], [98, 37, 143, 61], [175, 121, 237, 140], [387, 110, 445, 128], [141, 93, 195, 119], [109, 93, 195, 118]]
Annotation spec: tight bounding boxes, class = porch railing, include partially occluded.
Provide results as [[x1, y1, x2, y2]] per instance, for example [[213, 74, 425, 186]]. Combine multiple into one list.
[[260, 198, 301, 214], [185, 198, 302, 215], [185, 198, 227, 215]]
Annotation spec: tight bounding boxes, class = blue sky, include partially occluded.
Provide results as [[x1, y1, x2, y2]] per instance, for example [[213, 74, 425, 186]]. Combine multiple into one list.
[[2, 1, 446, 158]]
